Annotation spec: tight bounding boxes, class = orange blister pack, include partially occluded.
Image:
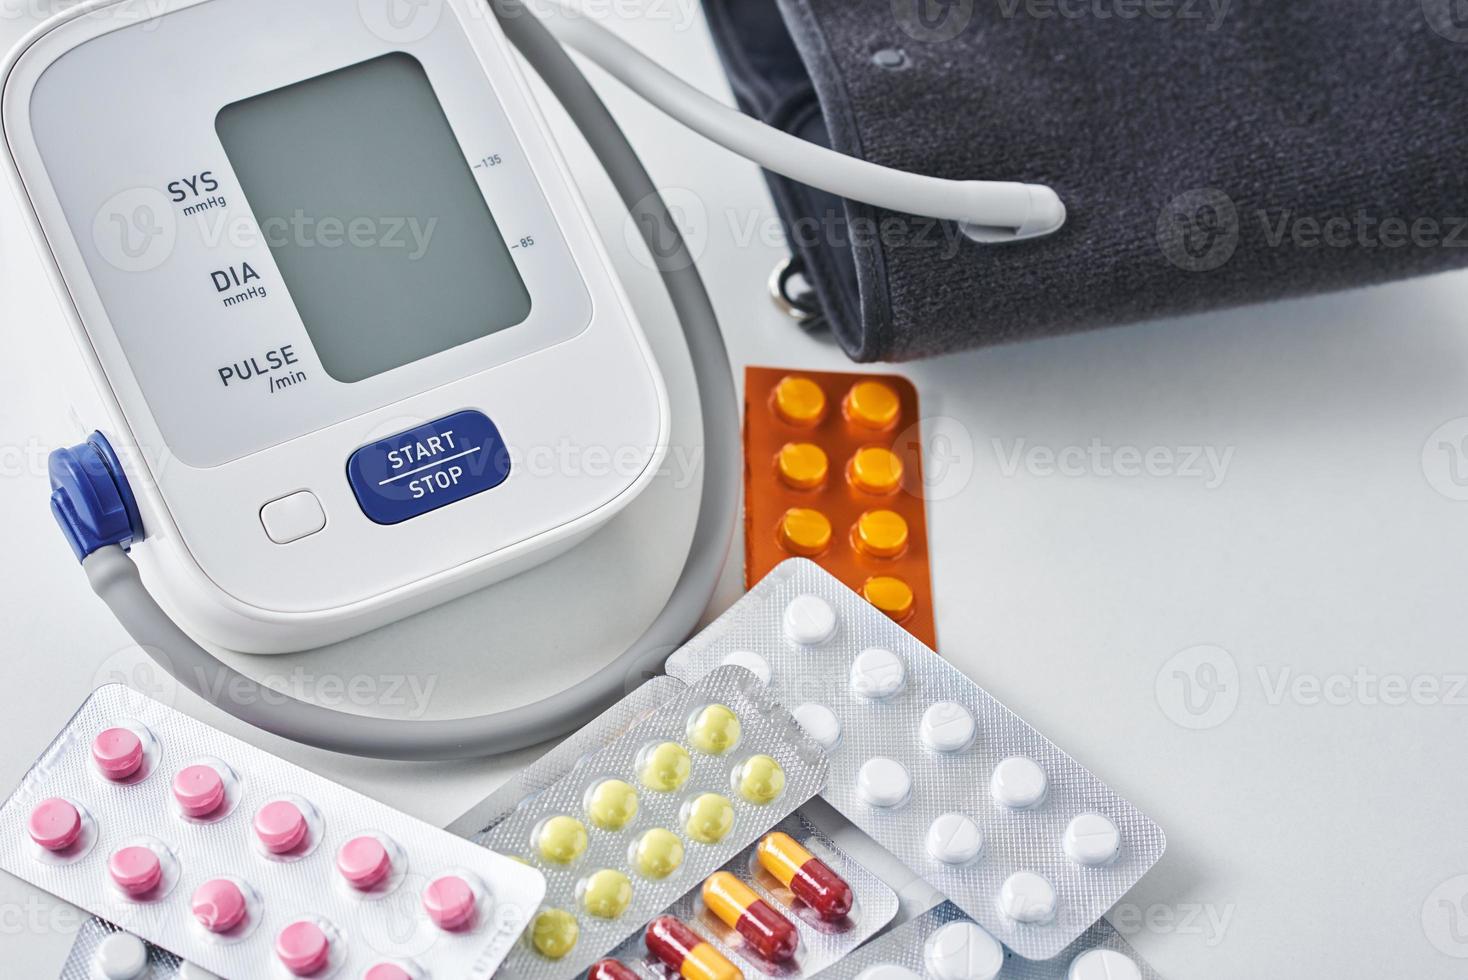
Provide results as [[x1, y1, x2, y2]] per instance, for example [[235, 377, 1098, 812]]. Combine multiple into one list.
[[743, 366, 936, 647]]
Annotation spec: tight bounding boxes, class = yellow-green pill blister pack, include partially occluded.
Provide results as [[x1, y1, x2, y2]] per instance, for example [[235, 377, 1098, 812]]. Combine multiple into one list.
[[477, 666, 827, 980]]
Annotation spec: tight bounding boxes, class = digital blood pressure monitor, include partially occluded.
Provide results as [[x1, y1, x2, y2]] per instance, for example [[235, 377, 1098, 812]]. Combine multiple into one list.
[[4, 0, 668, 652]]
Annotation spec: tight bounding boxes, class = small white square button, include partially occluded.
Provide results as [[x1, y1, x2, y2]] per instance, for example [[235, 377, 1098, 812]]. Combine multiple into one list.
[[260, 491, 326, 544]]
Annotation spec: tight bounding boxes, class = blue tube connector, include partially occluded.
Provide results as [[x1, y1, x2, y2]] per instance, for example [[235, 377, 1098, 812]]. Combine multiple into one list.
[[49, 432, 143, 562]]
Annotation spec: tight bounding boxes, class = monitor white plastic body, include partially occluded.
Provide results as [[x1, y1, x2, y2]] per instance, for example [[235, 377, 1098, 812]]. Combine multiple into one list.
[[2, 0, 669, 653]]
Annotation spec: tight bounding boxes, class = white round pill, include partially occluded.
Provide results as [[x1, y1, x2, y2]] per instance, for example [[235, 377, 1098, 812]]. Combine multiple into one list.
[[923, 920, 1005, 980], [95, 932, 148, 980], [783, 594, 837, 645], [1064, 812, 1121, 867], [990, 756, 1048, 809], [793, 702, 842, 750], [1068, 949, 1143, 980], [180, 965, 224, 980], [1000, 871, 1057, 924], [926, 812, 984, 865], [921, 701, 976, 752], [856, 966, 922, 980], [849, 647, 906, 698], [857, 757, 911, 808], [721, 650, 772, 685]]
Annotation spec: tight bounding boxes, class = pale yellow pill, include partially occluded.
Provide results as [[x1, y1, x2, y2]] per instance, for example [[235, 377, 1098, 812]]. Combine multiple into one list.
[[778, 507, 833, 557], [737, 754, 786, 804], [844, 380, 901, 430], [581, 868, 633, 919], [585, 779, 639, 831], [863, 575, 916, 621], [773, 376, 827, 426], [688, 704, 742, 755], [531, 908, 579, 959], [537, 815, 588, 865], [776, 442, 829, 490], [640, 742, 692, 792], [684, 793, 735, 844], [849, 446, 904, 495], [632, 828, 684, 879]]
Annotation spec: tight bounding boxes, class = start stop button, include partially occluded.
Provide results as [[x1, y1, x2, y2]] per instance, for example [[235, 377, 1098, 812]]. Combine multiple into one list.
[[346, 410, 510, 525]]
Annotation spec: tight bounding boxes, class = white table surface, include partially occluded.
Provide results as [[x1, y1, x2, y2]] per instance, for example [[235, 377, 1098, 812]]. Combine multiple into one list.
[[4, 4, 1468, 978]]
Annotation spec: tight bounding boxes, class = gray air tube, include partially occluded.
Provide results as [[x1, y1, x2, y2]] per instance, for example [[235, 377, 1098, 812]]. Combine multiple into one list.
[[82, 0, 738, 761]]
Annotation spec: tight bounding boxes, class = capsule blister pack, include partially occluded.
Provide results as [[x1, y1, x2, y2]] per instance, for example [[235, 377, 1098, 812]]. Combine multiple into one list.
[[665, 560, 1167, 960], [587, 813, 897, 980], [815, 902, 1163, 980], [478, 666, 828, 979], [1, 684, 545, 979]]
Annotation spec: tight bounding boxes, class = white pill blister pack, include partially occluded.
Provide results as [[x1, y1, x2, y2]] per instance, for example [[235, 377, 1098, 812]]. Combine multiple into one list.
[[666, 560, 1167, 960], [478, 666, 828, 979], [0, 685, 545, 980], [816, 902, 1163, 980]]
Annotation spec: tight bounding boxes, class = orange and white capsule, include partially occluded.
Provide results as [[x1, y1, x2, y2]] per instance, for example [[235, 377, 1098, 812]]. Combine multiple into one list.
[[702, 871, 798, 963], [646, 915, 743, 980], [756, 832, 853, 921]]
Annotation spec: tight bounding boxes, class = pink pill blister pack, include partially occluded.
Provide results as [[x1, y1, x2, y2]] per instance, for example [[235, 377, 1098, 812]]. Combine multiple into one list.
[[0, 685, 545, 980]]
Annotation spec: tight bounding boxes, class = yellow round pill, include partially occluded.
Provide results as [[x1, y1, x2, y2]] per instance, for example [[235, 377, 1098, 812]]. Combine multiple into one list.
[[684, 793, 735, 844], [844, 380, 901, 430], [848, 446, 904, 495], [778, 507, 833, 557], [773, 376, 827, 427], [632, 828, 684, 879], [530, 908, 579, 959], [536, 815, 588, 865], [580, 869, 633, 919], [585, 779, 639, 831], [736, 754, 786, 805], [863, 575, 916, 621], [776, 442, 829, 490], [688, 704, 742, 755], [853, 509, 910, 559], [639, 742, 692, 792], [584, 774, 637, 833]]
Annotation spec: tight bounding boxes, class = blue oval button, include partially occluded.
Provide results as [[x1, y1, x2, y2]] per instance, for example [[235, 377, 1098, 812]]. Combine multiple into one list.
[[347, 410, 511, 525]]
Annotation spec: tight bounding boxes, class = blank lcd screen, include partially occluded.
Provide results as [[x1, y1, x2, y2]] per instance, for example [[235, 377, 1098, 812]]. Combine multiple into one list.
[[216, 52, 531, 383]]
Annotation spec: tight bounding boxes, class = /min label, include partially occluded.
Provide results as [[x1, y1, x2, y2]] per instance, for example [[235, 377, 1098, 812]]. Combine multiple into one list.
[[346, 410, 511, 525]]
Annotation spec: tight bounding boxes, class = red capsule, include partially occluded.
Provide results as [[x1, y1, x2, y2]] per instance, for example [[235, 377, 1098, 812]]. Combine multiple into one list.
[[756, 832, 853, 921], [645, 915, 743, 980], [702, 871, 799, 963], [588, 959, 640, 980]]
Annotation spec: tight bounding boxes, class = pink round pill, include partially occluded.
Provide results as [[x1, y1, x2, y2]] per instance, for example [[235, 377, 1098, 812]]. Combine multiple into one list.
[[172, 764, 226, 817], [92, 727, 144, 780], [254, 800, 308, 853], [336, 835, 391, 889], [364, 965, 413, 980], [27, 798, 82, 851], [191, 878, 247, 933], [422, 875, 476, 931], [276, 920, 331, 976], [108, 845, 162, 896]]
